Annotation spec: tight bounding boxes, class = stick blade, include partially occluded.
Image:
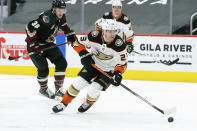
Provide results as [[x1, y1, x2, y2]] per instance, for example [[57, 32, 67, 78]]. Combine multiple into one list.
[[8, 56, 19, 60], [163, 107, 176, 115]]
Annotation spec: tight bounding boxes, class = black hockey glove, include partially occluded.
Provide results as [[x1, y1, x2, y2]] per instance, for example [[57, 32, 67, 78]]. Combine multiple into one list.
[[66, 30, 77, 43], [126, 42, 134, 53], [111, 71, 122, 86], [79, 50, 95, 69]]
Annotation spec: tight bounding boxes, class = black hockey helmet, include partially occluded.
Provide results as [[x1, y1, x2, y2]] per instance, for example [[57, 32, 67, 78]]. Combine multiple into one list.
[[52, 0, 66, 9]]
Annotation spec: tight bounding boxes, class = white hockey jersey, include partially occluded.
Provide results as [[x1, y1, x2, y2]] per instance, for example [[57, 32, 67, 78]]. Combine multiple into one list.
[[78, 30, 128, 73], [95, 12, 134, 43]]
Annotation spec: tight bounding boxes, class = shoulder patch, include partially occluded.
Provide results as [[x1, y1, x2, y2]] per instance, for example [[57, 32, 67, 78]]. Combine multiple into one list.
[[124, 16, 129, 21], [104, 12, 110, 16], [107, 35, 126, 52], [88, 30, 102, 45], [91, 31, 99, 37], [115, 39, 123, 46], [43, 16, 50, 23]]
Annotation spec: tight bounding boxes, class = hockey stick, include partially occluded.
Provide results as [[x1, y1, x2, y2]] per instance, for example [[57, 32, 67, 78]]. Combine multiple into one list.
[[91, 64, 176, 115], [133, 51, 179, 66], [8, 42, 67, 61]]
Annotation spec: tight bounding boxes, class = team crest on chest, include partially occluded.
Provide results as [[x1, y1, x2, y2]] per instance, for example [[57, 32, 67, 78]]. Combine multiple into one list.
[[43, 16, 50, 23], [95, 51, 113, 60], [91, 31, 99, 37], [115, 39, 123, 46]]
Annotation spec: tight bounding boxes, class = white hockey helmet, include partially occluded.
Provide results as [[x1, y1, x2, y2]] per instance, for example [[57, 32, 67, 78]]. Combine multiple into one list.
[[102, 19, 119, 31], [112, 0, 122, 7]]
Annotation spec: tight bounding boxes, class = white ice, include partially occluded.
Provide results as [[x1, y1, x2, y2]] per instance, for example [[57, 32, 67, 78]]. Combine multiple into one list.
[[0, 74, 196, 131]]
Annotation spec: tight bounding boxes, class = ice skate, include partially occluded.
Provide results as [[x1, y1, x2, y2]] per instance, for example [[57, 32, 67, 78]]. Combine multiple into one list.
[[78, 102, 93, 113], [39, 88, 55, 99], [55, 87, 65, 97], [52, 102, 67, 113]]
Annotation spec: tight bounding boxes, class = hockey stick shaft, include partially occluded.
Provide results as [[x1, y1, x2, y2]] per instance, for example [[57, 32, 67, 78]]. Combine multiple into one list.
[[120, 83, 176, 115], [119, 83, 164, 114], [91, 64, 176, 115], [132, 51, 145, 56], [8, 42, 67, 60]]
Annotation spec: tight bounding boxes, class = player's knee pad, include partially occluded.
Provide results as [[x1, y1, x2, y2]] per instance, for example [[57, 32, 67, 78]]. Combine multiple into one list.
[[72, 76, 89, 91], [87, 82, 103, 99], [54, 57, 67, 71]]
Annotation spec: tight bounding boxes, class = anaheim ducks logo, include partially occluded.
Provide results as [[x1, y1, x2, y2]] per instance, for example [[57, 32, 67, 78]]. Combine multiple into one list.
[[95, 51, 113, 60], [115, 39, 123, 46]]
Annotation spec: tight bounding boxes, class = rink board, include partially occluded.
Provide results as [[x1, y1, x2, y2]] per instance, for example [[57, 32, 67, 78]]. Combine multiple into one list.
[[0, 32, 197, 82], [0, 66, 196, 83]]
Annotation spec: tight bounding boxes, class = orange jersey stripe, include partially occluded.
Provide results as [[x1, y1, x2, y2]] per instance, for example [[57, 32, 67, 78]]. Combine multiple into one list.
[[73, 45, 86, 54], [114, 66, 124, 74], [96, 27, 102, 31], [126, 39, 133, 43], [86, 99, 95, 105]]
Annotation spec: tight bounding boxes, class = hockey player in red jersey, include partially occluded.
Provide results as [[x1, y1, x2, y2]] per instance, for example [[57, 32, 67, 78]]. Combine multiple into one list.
[[25, 0, 77, 99], [52, 19, 128, 113], [95, 0, 134, 54]]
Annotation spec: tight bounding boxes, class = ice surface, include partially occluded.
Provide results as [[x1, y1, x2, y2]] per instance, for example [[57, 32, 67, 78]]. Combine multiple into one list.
[[0, 75, 196, 131]]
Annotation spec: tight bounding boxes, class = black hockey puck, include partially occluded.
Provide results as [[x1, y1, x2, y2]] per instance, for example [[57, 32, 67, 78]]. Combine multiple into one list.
[[168, 117, 174, 123]]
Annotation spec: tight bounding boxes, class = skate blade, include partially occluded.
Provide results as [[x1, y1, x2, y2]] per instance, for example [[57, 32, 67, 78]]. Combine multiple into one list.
[[38, 92, 55, 99]]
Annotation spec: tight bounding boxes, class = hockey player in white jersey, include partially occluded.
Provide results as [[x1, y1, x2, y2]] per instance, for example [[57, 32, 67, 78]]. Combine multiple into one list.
[[52, 19, 128, 113], [95, 0, 134, 54]]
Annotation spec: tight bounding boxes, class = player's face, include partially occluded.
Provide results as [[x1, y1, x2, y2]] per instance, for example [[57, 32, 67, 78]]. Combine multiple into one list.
[[55, 8, 65, 19], [112, 6, 121, 17], [104, 30, 117, 42]]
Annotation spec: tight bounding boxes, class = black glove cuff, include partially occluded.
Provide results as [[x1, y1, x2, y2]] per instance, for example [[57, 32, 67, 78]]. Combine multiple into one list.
[[79, 50, 89, 57], [114, 70, 122, 75], [126, 42, 132, 45]]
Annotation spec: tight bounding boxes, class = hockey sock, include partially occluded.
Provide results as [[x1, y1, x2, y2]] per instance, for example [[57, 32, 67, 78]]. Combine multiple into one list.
[[86, 94, 99, 105], [54, 72, 65, 88], [37, 77, 48, 90], [62, 85, 79, 105]]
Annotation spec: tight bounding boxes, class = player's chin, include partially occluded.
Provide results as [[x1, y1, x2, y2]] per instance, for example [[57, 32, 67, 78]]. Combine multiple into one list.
[[111, 36, 115, 40], [57, 15, 63, 19]]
